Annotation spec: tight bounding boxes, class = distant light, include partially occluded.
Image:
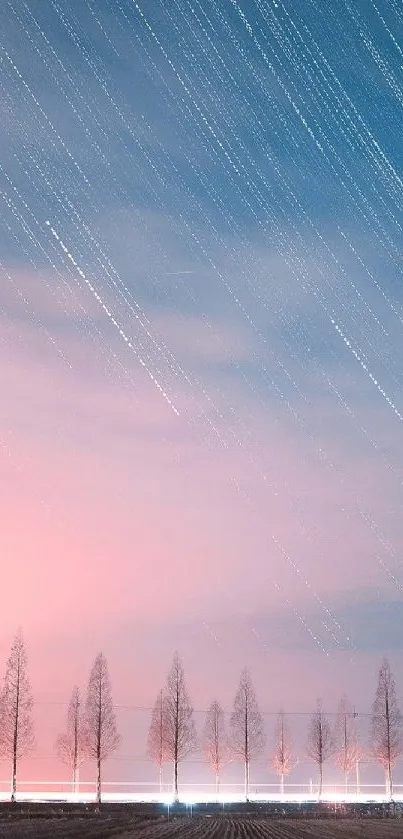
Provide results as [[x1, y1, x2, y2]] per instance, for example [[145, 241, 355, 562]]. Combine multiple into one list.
[[1, 791, 401, 805]]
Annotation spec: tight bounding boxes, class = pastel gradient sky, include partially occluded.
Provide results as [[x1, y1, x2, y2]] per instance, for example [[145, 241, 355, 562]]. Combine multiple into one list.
[[1, 0, 403, 790]]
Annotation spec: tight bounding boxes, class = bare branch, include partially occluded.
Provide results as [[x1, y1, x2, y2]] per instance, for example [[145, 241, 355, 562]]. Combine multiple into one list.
[[162, 652, 196, 799], [55, 686, 84, 793], [202, 699, 229, 794], [333, 694, 361, 789], [1, 630, 35, 801], [271, 710, 297, 793], [371, 656, 403, 797], [306, 699, 333, 798], [230, 668, 265, 799], [147, 689, 167, 792], [83, 653, 121, 804]]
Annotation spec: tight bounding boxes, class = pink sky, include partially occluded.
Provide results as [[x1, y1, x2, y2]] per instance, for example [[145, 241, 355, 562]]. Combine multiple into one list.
[[1, 268, 402, 792]]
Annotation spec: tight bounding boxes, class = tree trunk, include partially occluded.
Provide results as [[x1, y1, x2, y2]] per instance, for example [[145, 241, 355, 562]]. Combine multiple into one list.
[[244, 700, 249, 801], [386, 767, 393, 798], [159, 764, 163, 794], [96, 678, 102, 807], [96, 757, 101, 805], [344, 773, 348, 794], [73, 764, 80, 796], [10, 658, 20, 804], [11, 754, 17, 803], [318, 762, 323, 799], [280, 773, 284, 795], [10, 760, 17, 803], [385, 693, 393, 799], [356, 760, 360, 794], [215, 771, 220, 797], [173, 682, 179, 802]]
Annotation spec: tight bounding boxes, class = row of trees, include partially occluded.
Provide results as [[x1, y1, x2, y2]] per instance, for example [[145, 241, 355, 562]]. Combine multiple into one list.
[[147, 654, 403, 800], [148, 658, 348, 799], [0, 631, 119, 804], [1, 631, 402, 803], [56, 654, 120, 803]]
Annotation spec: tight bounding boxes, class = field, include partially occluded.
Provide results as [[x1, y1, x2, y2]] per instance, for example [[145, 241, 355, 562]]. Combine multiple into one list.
[[1, 805, 403, 838]]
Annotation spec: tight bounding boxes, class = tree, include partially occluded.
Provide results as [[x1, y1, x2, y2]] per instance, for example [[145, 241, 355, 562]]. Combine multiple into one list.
[[162, 652, 196, 800], [55, 686, 84, 794], [147, 689, 167, 792], [230, 668, 265, 800], [371, 656, 403, 797], [1, 630, 35, 801], [202, 699, 229, 796], [306, 699, 333, 798], [271, 710, 296, 795], [333, 694, 361, 792], [83, 653, 120, 804]]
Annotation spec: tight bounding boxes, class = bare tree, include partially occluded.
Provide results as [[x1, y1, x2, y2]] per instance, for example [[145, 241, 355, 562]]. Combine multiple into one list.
[[271, 710, 296, 795], [371, 656, 403, 797], [333, 694, 361, 792], [306, 699, 333, 798], [83, 653, 121, 804], [230, 668, 265, 800], [147, 689, 167, 792], [202, 699, 229, 796], [162, 652, 196, 800], [55, 686, 84, 794], [1, 630, 34, 801]]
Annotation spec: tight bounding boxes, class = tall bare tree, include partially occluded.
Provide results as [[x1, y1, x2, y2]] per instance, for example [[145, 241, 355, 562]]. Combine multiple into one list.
[[162, 652, 196, 800], [83, 653, 120, 804], [202, 699, 229, 795], [306, 699, 333, 798], [333, 694, 361, 792], [371, 656, 403, 797], [230, 668, 265, 800], [271, 710, 296, 795], [147, 689, 167, 792], [55, 686, 84, 794], [1, 630, 34, 801]]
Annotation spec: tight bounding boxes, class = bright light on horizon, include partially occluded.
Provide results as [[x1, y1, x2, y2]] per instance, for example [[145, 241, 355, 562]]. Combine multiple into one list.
[[0, 790, 401, 805]]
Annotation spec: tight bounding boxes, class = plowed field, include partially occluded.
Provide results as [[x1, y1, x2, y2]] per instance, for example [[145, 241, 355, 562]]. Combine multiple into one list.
[[1, 814, 403, 838]]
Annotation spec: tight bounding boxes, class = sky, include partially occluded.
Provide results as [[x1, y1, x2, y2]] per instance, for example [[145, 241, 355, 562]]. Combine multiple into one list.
[[1, 0, 403, 795]]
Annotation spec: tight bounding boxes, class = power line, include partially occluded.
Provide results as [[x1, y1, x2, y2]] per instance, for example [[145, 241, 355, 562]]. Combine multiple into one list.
[[34, 700, 373, 718]]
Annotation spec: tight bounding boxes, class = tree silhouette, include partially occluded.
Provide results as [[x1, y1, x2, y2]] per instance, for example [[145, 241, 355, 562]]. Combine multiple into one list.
[[55, 686, 84, 794], [230, 668, 265, 800], [162, 652, 196, 800], [271, 710, 296, 795], [371, 656, 403, 797], [147, 689, 167, 792], [83, 653, 120, 804], [333, 694, 361, 792], [1, 630, 34, 801], [202, 699, 229, 795], [306, 699, 333, 798]]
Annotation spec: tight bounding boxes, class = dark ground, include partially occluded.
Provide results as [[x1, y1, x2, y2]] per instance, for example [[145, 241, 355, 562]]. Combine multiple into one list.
[[1, 803, 403, 838]]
